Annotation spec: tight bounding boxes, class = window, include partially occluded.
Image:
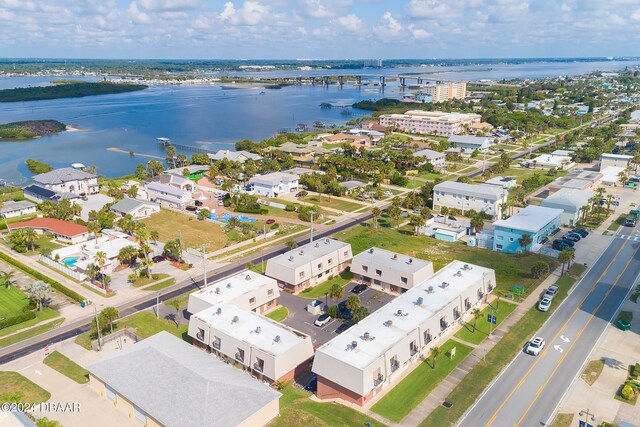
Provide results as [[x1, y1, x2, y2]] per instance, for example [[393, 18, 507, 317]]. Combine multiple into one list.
[[213, 336, 221, 350], [267, 289, 274, 296], [401, 277, 408, 284], [477, 288, 484, 300], [496, 235, 503, 241], [196, 328, 205, 341], [464, 298, 471, 310], [254, 357, 264, 373], [390, 355, 399, 372], [299, 271, 305, 279], [362, 265, 368, 272], [496, 244, 503, 249], [410, 340, 418, 356], [440, 316, 448, 330], [373, 279, 381, 285], [375, 269, 382, 276], [509, 237, 514, 242], [424, 329, 432, 344], [344, 251, 349, 257], [373, 368, 383, 386], [249, 297, 256, 305], [453, 307, 461, 320], [328, 258, 333, 265], [235, 348, 245, 363], [317, 263, 323, 269]]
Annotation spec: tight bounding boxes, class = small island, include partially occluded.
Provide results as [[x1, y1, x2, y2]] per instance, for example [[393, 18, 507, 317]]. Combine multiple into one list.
[[0, 81, 148, 103], [0, 120, 67, 139]]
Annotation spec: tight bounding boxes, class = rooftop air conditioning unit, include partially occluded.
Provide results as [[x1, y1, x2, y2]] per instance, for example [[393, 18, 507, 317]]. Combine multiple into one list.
[[369, 248, 374, 254], [427, 286, 434, 293], [455, 271, 462, 277], [215, 287, 221, 294], [408, 258, 413, 264], [232, 316, 239, 323], [396, 309, 403, 317], [216, 308, 222, 315], [299, 251, 304, 256], [417, 297, 424, 305], [384, 320, 393, 327], [325, 238, 330, 244], [363, 332, 371, 340], [393, 254, 398, 260], [289, 256, 294, 261], [274, 335, 281, 343], [351, 341, 358, 349], [245, 275, 251, 280], [255, 326, 261, 334], [441, 282, 450, 288], [463, 264, 471, 270], [315, 243, 320, 248]]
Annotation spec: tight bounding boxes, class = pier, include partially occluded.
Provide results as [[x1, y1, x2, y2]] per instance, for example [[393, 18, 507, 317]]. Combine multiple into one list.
[[156, 138, 216, 155]]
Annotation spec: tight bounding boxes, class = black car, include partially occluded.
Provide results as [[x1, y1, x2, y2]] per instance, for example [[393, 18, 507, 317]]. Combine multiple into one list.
[[194, 200, 203, 206], [559, 238, 575, 247], [351, 284, 368, 294], [305, 376, 318, 392], [337, 302, 353, 320], [552, 240, 568, 251], [563, 234, 580, 243], [335, 322, 353, 334], [571, 229, 589, 238]]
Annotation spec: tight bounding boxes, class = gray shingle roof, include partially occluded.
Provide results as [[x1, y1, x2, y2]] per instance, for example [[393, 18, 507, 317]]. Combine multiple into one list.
[[0, 200, 36, 214], [110, 198, 159, 214], [413, 148, 445, 159], [87, 332, 281, 427], [208, 150, 263, 163], [32, 167, 96, 184], [448, 135, 490, 146]]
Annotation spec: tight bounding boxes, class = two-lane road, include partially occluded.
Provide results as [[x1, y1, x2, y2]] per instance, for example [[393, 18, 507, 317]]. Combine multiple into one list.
[[460, 225, 640, 427]]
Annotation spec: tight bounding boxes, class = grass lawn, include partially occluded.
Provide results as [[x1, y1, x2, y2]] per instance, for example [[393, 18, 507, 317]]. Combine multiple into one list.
[[416, 172, 442, 180], [0, 285, 31, 319], [581, 359, 605, 386], [0, 318, 64, 349], [550, 413, 574, 427], [259, 204, 304, 221], [334, 224, 558, 298], [402, 178, 424, 189], [0, 371, 50, 403], [270, 383, 386, 427], [43, 351, 89, 384], [371, 339, 473, 422], [144, 278, 177, 291], [0, 213, 37, 230], [419, 265, 583, 426], [454, 300, 518, 345], [0, 307, 58, 338], [141, 209, 234, 250], [132, 273, 170, 288], [266, 306, 289, 322], [23, 233, 65, 256], [608, 214, 627, 232], [301, 195, 364, 212], [298, 271, 353, 300]]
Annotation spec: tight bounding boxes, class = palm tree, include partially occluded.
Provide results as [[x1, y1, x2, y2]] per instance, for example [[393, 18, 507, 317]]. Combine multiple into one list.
[[328, 283, 343, 305], [371, 207, 382, 229], [100, 307, 119, 334], [87, 221, 101, 236], [429, 346, 441, 369], [118, 245, 138, 266], [470, 215, 484, 233], [470, 308, 481, 332], [165, 145, 177, 168], [606, 194, 615, 212], [316, 182, 325, 202], [387, 205, 402, 228], [518, 234, 533, 253], [95, 251, 108, 290], [352, 306, 369, 324], [1, 271, 15, 288], [23, 228, 37, 252], [150, 230, 159, 243], [558, 249, 575, 276], [86, 263, 100, 284], [285, 238, 298, 250], [345, 294, 361, 310], [134, 226, 152, 278], [170, 299, 181, 327], [409, 214, 423, 236]]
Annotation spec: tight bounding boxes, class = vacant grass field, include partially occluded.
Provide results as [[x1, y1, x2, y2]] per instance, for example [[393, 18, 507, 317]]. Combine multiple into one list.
[[298, 271, 353, 299], [266, 306, 288, 322], [455, 300, 518, 345], [140, 209, 233, 250], [371, 339, 473, 422], [581, 359, 605, 386], [43, 351, 89, 384], [0, 285, 31, 319], [334, 224, 558, 297], [301, 195, 364, 212], [0, 371, 51, 403], [270, 383, 386, 427]]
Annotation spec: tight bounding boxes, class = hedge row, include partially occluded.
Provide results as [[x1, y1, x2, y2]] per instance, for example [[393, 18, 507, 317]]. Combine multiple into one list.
[[235, 206, 267, 214], [0, 310, 37, 330], [0, 252, 85, 304]]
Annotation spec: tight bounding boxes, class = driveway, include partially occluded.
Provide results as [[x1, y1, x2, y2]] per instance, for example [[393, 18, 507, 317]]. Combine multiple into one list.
[[79, 194, 114, 221]]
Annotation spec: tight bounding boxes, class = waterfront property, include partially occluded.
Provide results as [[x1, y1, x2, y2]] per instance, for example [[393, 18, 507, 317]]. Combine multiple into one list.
[[433, 181, 508, 218], [250, 172, 299, 198], [187, 270, 280, 315], [110, 197, 160, 219], [378, 110, 481, 136], [208, 149, 263, 164], [163, 165, 209, 179], [350, 247, 434, 294], [265, 238, 353, 293], [419, 81, 467, 102], [88, 331, 282, 427], [150, 173, 195, 192], [0, 200, 36, 218], [8, 218, 90, 244], [493, 205, 563, 253], [413, 148, 446, 168], [145, 181, 193, 209], [265, 142, 329, 165], [312, 260, 495, 406], [22, 184, 80, 204], [539, 188, 594, 226], [32, 167, 99, 196], [448, 135, 492, 152], [600, 153, 633, 170], [188, 301, 314, 384]]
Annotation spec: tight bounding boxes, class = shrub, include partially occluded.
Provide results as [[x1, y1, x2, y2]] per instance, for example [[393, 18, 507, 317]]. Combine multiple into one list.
[[390, 174, 409, 186], [621, 384, 636, 401], [327, 305, 339, 318], [0, 311, 37, 330], [270, 223, 279, 230], [602, 422, 618, 427], [151, 274, 159, 280], [633, 363, 640, 377], [285, 204, 297, 212]]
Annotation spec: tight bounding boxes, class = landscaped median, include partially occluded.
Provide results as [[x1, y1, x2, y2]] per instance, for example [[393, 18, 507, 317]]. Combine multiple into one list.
[[371, 339, 473, 423], [419, 264, 585, 426]]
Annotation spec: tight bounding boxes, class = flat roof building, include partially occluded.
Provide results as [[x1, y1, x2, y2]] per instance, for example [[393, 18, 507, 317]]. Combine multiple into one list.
[[600, 153, 633, 171], [379, 110, 481, 137], [540, 188, 594, 226], [250, 172, 299, 198], [448, 135, 492, 152], [523, 154, 574, 170], [351, 248, 434, 294], [433, 181, 508, 218], [493, 205, 563, 253], [88, 331, 281, 427], [313, 261, 495, 406], [265, 238, 353, 293]]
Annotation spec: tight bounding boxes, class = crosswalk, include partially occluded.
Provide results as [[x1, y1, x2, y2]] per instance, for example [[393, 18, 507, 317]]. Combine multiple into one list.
[[616, 232, 640, 241]]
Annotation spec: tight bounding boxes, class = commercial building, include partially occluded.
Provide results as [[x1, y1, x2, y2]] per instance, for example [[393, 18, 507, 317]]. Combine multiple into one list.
[[493, 205, 563, 253], [208, 150, 263, 164], [250, 172, 299, 198], [8, 218, 90, 244], [188, 301, 314, 383], [0, 200, 36, 219], [351, 248, 434, 294], [540, 188, 594, 226], [379, 110, 481, 136], [419, 81, 467, 102], [110, 198, 160, 219], [32, 167, 99, 196], [265, 238, 352, 292], [413, 148, 446, 167], [600, 153, 633, 170], [145, 181, 192, 209], [448, 135, 492, 152], [313, 261, 495, 406], [433, 181, 508, 218], [88, 331, 282, 427], [187, 270, 280, 315]]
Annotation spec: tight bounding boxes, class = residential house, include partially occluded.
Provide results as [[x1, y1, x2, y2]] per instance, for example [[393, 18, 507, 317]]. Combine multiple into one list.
[[32, 167, 99, 196], [145, 181, 192, 209], [8, 218, 90, 244], [208, 150, 263, 164], [523, 154, 574, 170], [448, 135, 492, 152], [265, 238, 353, 292], [250, 172, 299, 198], [339, 180, 368, 194], [540, 188, 594, 226], [433, 181, 508, 218], [0, 200, 36, 219], [110, 198, 160, 219], [150, 173, 195, 192], [413, 148, 445, 168], [350, 248, 434, 294], [484, 176, 517, 189], [22, 184, 80, 204], [493, 205, 563, 253], [267, 142, 329, 164]]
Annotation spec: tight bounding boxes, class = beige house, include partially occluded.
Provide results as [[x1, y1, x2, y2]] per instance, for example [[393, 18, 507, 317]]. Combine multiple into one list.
[[88, 331, 281, 427], [110, 198, 160, 219], [265, 238, 353, 292], [379, 110, 481, 136]]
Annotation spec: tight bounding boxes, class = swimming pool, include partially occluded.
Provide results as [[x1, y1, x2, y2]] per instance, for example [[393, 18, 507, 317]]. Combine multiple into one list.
[[61, 256, 79, 268]]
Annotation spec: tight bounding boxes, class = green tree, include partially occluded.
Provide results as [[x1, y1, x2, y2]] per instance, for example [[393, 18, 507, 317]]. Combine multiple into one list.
[[409, 214, 423, 236], [170, 299, 181, 327], [430, 346, 441, 369], [197, 208, 211, 220], [352, 306, 369, 323], [85, 263, 100, 284], [117, 245, 138, 266], [470, 308, 481, 332], [127, 185, 138, 198], [518, 234, 533, 253], [558, 249, 575, 276], [99, 307, 119, 334], [95, 251, 108, 291], [1, 271, 15, 289], [25, 281, 50, 312], [286, 238, 298, 249], [164, 239, 182, 261], [134, 225, 152, 278], [345, 294, 361, 310], [531, 261, 550, 279], [470, 215, 485, 233], [328, 283, 344, 305], [327, 305, 339, 318], [87, 220, 101, 236], [371, 206, 382, 229], [22, 228, 37, 252], [387, 205, 402, 228]]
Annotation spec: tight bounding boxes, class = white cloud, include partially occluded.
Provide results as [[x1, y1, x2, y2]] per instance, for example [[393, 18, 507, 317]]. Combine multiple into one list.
[[138, 0, 200, 12], [336, 14, 364, 32], [219, 1, 268, 26], [408, 24, 432, 39], [128, 1, 152, 25], [373, 12, 403, 39]]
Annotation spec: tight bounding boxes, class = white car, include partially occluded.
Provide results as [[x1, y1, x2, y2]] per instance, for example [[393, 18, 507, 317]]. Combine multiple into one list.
[[525, 337, 546, 356], [538, 297, 552, 312], [383, 191, 393, 197], [314, 314, 331, 327]]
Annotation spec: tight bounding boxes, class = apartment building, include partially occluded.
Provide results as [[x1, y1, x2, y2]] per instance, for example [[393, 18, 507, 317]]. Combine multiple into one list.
[[187, 270, 280, 316], [600, 153, 633, 170], [350, 248, 434, 294], [313, 261, 496, 406], [493, 205, 563, 253], [421, 81, 467, 102], [32, 167, 99, 196], [189, 301, 314, 383], [433, 181, 508, 218], [265, 238, 353, 292], [379, 110, 481, 136], [250, 172, 299, 198]]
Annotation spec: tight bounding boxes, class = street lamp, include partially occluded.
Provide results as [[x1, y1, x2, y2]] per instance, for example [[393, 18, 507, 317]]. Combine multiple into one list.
[[579, 409, 596, 426]]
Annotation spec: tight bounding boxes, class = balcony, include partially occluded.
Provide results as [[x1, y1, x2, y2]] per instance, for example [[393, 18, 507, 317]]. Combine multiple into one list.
[[373, 375, 384, 387], [253, 363, 264, 373], [235, 353, 244, 363], [410, 347, 419, 357], [390, 362, 399, 373]]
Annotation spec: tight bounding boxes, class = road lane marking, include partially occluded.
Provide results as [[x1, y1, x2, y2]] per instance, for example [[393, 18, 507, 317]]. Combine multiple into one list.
[[553, 345, 563, 353], [484, 231, 634, 427], [513, 242, 640, 427], [560, 335, 570, 343]]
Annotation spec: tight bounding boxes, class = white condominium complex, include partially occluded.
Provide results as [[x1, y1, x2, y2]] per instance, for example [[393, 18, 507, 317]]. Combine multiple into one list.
[[379, 110, 481, 136]]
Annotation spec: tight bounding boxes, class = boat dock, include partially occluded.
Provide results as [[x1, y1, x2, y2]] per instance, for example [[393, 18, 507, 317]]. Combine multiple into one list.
[[156, 137, 216, 154]]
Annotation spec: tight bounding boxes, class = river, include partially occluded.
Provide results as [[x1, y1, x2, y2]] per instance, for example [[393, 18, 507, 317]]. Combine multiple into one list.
[[0, 59, 638, 183]]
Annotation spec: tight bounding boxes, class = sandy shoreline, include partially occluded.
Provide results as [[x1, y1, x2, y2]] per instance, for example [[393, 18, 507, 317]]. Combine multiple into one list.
[[107, 147, 164, 160], [65, 124, 86, 132]]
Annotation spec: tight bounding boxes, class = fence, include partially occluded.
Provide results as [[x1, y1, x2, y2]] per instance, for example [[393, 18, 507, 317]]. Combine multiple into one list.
[[39, 255, 87, 281], [91, 328, 141, 351]]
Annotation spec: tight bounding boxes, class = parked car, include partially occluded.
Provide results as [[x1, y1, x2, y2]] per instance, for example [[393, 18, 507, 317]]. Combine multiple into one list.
[[266, 219, 276, 225], [571, 229, 589, 238], [337, 301, 352, 320], [305, 376, 318, 392], [194, 200, 203, 206], [335, 322, 353, 334], [152, 255, 165, 263], [552, 239, 571, 251], [314, 314, 331, 327], [351, 284, 368, 294], [545, 284, 559, 299], [563, 234, 580, 243], [186, 205, 197, 212], [559, 239, 575, 247], [383, 191, 393, 197], [525, 337, 546, 356], [218, 200, 224, 206], [538, 297, 552, 312]]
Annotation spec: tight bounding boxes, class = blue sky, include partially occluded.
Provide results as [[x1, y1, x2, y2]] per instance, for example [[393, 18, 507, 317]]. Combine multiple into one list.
[[0, 0, 639, 59]]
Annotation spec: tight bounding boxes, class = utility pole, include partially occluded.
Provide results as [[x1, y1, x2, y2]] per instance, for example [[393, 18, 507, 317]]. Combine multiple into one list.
[[94, 305, 102, 350], [201, 243, 208, 288], [156, 291, 160, 319], [309, 211, 315, 243]]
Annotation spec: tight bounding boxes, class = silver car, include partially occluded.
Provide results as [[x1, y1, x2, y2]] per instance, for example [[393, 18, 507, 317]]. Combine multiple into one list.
[[525, 337, 546, 356], [538, 297, 552, 312]]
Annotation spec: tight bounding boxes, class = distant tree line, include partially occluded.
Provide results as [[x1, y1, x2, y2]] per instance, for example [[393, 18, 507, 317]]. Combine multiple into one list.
[[0, 82, 147, 103]]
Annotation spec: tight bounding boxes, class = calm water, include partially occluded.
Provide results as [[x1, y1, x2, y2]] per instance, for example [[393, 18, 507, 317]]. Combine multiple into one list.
[[1, 60, 638, 183]]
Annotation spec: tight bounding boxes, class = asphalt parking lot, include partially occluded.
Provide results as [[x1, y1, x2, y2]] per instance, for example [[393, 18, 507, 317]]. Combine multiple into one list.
[[280, 281, 395, 349]]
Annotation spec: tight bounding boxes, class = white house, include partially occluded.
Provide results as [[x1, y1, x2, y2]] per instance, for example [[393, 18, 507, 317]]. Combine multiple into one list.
[[0, 200, 36, 219], [484, 176, 517, 189], [448, 135, 492, 152], [145, 181, 192, 209], [433, 181, 508, 218], [600, 153, 633, 171], [32, 167, 99, 196], [524, 154, 574, 170], [350, 248, 434, 294], [208, 150, 263, 164], [540, 188, 594, 226], [110, 198, 160, 219], [250, 172, 299, 198], [413, 148, 446, 167], [313, 261, 496, 406]]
